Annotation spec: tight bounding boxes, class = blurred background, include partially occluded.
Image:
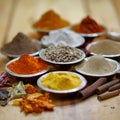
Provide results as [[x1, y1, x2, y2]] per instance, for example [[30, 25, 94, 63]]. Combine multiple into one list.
[[0, 0, 120, 47]]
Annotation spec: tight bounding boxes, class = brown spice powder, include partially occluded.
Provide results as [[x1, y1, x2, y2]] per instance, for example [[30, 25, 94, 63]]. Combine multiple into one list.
[[77, 55, 117, 74], [88, 39, 120, 55]]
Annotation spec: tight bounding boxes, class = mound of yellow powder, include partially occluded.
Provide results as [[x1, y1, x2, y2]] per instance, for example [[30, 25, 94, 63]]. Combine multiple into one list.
[[41, 72, 81, 90]]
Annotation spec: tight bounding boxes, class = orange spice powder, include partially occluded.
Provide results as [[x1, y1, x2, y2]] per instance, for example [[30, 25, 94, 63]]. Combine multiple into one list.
[[33, 10, 70, 30], [8, 54, 48, 74]]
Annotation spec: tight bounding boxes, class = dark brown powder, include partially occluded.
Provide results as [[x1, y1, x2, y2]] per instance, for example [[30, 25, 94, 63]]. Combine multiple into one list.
[[1, 32, 41, 55]]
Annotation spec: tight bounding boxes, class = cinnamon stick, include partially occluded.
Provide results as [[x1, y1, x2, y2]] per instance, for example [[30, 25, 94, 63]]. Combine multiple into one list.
[[97, 90, 120, 101], [79, 77, 107, 99], [96, 79, 120, 94], [108, 83, 120, 91]]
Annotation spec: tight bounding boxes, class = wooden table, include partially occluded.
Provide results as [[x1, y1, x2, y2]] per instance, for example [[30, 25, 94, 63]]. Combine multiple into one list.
[[0, 0, 120, 120]]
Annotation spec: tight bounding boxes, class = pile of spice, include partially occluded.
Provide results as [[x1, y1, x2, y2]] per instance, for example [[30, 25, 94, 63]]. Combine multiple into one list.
[[43, 45, 83, 62], [41, 29, 85, 47], [41, 72, 81, 90], [72, 16, 104, 34], [7, 54, 48, 74], [88, 39, 120, 55], [13, 84, 55, 113], [76, 55, 117, 74], [0, 32, 41, 55], [33, 10, 70, 30]]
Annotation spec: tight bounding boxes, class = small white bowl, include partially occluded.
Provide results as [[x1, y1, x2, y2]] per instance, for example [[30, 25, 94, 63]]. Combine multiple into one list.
[[75, 58, 120, 77], [37, 71, 87, 94], [0, 39, 41, 59], [33, 26, 70, 33], [5, 57, 49, 82], [86, 41, 120, 58], [71, 25, 107, 38], [39, 48, 86, 65]]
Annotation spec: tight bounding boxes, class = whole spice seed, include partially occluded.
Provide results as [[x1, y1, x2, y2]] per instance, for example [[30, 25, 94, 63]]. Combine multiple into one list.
[[43, 45, 83, 62]]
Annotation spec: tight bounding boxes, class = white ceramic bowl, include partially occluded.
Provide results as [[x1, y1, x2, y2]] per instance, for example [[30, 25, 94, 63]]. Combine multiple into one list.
[[71, 25, 107, 38], [39, 48, 86, 65], [86, 41, 120, 58], [0, 39, 41, 59], [5, 57, 48, 78], [75, 58, 120, 77], [37, 71, 87, 94]]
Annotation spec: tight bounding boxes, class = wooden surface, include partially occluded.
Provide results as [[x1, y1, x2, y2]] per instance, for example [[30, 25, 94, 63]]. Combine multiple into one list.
[[1, 0, 120, 120]]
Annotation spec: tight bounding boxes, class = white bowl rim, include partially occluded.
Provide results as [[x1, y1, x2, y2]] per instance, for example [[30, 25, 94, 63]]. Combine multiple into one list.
[[86, 41, 120, 58], [37, 71, 87, 94], [5, 56, 48, 78], [39, 48, 86, 65], [71, 24, 107, 37], [75, 57, 120, 77], [0, 39, 41, 58]]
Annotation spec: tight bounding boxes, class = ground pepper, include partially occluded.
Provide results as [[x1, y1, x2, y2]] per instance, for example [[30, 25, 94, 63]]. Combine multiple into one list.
[[8, 54, 48, 74], [33, 10, 70, 30], [1, 32, 41, 55], [72, 16, 104, 33]]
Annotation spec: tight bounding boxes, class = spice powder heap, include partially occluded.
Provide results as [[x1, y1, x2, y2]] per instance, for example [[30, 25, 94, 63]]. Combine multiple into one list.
[[41, 29, 84, 47], [72, 16, 104, 34], [41, 72, 81, 90], [77, 55, 117, 74], [8, 54, 48, 74], [33, 10, 70, 30], [1, 32, 41, 55], [88, 39, 120, 55]]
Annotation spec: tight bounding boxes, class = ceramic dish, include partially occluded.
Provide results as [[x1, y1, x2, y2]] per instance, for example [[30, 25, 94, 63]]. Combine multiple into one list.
[[0, 39, 41, 59], [33, 26, 70, 33], [106, 32, 120, 41], [75, 58, 120, 77], [86, 41, 120, 57], [5, 57, 48, 78], [37, 71, 87, 94], [71, 25, 107, 38], [40, 32, 85, 48], [39, 49, 86, 65]]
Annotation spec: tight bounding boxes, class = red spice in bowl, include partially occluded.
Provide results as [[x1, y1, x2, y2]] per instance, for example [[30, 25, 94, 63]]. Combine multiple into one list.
[[71, 16, 106, 38], [6, 54, 48, 76]]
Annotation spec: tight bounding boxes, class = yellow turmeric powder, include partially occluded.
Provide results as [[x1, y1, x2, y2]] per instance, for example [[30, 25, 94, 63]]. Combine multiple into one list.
[[41, 72, 81, 90], [33, 10, 70, 30]]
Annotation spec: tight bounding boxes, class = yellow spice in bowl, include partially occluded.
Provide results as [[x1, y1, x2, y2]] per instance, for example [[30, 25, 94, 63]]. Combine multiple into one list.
[[41, 72, 81, 90]]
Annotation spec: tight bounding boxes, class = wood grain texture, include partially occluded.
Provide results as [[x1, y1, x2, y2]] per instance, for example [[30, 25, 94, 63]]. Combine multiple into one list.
[[7, 0, 86, 41], [0, 0, 15, 47], [86, 0, 120, 32], [0, 0, 120, 120]]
